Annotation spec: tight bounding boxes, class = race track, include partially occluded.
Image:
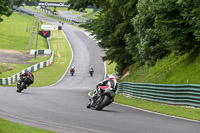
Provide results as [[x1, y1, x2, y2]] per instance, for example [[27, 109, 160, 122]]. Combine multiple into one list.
[[0, 8, 200, 133]]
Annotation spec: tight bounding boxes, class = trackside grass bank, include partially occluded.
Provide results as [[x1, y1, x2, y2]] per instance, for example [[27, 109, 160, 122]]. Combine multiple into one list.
[[0, 12, 47, 51], [120, 49, 200, 84], [106, 60, 116, 75], [0, 118, 55, 133], [115, 94, 200, 121]]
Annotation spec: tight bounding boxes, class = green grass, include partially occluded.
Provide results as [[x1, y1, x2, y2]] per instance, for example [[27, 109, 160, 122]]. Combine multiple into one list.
[[0, 118, 55, 133], [0, 12, 47, 51], [106, 60, 116, 74], [0, 56, 50, 78], [28, 56, 50, 63], [0, 63, 30, 78], [121, 49, 200, 84], [115, 94, 200, 121], [82, 10, 99, 19]]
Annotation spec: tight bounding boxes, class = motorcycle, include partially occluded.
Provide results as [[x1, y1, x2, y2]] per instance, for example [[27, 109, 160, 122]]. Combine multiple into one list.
[[87, 87, 116, 110], [16, 77, 28, 93], [70, 68, 75, 76], [89, 70, 94, 77]]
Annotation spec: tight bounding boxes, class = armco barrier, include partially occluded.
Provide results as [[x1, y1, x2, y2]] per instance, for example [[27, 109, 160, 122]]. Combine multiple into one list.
[[0, 51, 54, 85], [118, 82, 200, 107]]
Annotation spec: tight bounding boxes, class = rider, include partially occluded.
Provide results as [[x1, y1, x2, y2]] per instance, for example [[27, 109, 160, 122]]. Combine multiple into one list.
[[92, 75, 118, 101], [20, 69, 34, 88], [89, 66, 94, 75], [89, 66, 94, 72], [70, 66, 75, 73]]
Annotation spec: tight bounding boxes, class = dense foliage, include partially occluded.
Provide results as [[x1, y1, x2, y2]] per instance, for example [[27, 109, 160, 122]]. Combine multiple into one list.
[[67, 0, 200, 75], [0, 0, 12, 22]]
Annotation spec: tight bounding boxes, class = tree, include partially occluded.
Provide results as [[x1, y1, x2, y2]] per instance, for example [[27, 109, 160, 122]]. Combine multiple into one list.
[[4, 0, 14, 8], [126, 0, 200, 66], [126, 0, 169, 65], [0, 0, 12, 22], [152, 0, 199, 53], [176, 0, 200, 43]]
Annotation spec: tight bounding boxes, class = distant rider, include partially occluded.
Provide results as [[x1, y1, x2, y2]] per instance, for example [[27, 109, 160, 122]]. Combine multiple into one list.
[[70, 66, 75, 74], [20, 69, 34, 88], [89, 66, 94, 76]]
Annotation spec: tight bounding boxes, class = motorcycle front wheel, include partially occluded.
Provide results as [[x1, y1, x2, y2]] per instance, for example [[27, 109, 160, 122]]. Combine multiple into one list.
[[96, 95, 111, 110], [16, 82, 25, 93]]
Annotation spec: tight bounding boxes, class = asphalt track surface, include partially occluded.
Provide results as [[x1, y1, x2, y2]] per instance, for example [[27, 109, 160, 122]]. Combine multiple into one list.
[[0, 9, 200, 133]]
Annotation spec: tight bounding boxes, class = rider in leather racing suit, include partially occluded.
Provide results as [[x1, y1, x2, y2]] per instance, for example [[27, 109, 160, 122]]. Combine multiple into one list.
[[92, 75, 117, 102], [19, 69, 34, 88], [70, 66, 75, 73]]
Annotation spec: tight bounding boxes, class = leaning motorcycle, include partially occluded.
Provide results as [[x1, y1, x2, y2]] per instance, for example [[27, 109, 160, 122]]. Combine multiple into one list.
[[16, 77, 28, 93], [87, 87, 116, 110]]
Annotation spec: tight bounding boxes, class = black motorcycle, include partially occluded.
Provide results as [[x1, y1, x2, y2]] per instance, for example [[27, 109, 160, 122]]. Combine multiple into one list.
[[16, 77, 30, 93], [87, 87, 116, 110]]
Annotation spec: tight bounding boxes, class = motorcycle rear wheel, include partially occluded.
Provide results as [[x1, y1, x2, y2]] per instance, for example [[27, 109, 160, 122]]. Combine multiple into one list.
[[16, 82, 25, 93]]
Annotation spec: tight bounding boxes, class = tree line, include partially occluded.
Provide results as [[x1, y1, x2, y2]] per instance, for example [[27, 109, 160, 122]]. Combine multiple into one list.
[[0, 0, 40, 23], [66, 0, 200, 75]]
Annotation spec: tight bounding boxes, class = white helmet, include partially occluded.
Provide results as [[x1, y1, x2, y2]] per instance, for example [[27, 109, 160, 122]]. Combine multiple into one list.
[[109, 75, 116, 80]]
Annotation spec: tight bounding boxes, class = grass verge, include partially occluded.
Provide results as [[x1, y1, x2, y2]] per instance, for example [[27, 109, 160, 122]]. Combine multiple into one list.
[[0, 12, 47, 51], [115, 94, 200, 121], [106, 60, 116, 75], [0, 56, 50, 78], [120, 49, 200, 84], [0, 118, 55, 133]]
